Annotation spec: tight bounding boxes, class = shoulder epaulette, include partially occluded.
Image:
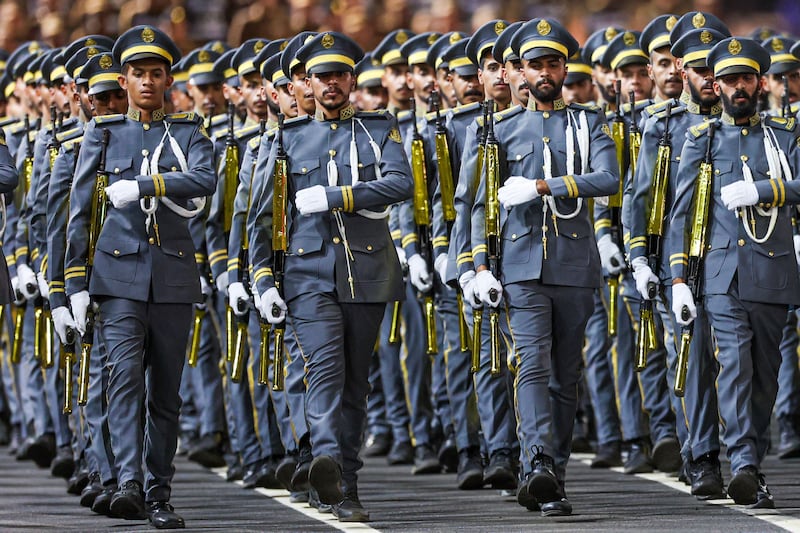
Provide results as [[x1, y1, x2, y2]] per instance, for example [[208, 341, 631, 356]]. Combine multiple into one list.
[[285, 115, 311, 128], [0, 116, 17, 128], [688, 119, 717, 138], [235, 123, 261, 140], [653, 104, 686, 120], [633, 99, 651, 112], [62, 136, 84, 152], [644, 99, 674, 116], [494, 105, 523, 122], [8, 121, 28, 134], [93, 114, 126, 125], [568, 102, 601, 112], [764, 116, 796, 131], [396, 110, 412, 121], [357, 109, 391, 119], [213, 127, 229, 140], [56, 126, 83, 143], [248, 135, 263, 150], [450, 102, 481, 117], [167, 112, 201, 124], [210, 114, 226, 126], [424, 111, 437, 122]]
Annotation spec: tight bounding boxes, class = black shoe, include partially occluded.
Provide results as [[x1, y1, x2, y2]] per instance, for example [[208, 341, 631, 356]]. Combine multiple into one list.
[[651, 436, 682, 473], [591, 441, 622, 468], [623, 439, 653, 474], [456, 448, 484, 490], [438, 431, 458, 473], [80, 472, 103, 508], [91, 484, 117, 516], [15, 436, 34, 461], [186, 432, 225, 468], [28, 432, 56, 468], [777, 416, 800, 459], [386, 440, 413, 465], [225, 458, 243, 481], [276, 455, 298, 490], [748, 473, 775, 509], [363, 432, 391, 457], [255, 460, 282, 489], [176, 430, 198, 456], [147, 501, 185, 529], [540, 497, 573, 517], [309, 455, 344, 505], [242, 462, 264, 489], [289, 491, 308, 503], [526, 450, 561, 504], [292, 445, 312, 491], [484, 448, 516, 490], [333, 488, 370, 522], [51, 446, 75, 479], [727, 465, 759, 505], [68, 466, 90, 495], [690, 453, 725, 500], [308, 487, 332, 514], [678, 459, 691, 485], [516, 474, 540, 511], [110, 480, 147, 520], [412, 444, 441, 475]]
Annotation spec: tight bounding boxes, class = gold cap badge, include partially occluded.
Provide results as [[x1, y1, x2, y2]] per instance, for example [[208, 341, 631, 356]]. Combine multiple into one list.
[[427, 33, 438, 45], [537, 20, 551, 36], [142, 27, 156, 43], [87, 47, 99, 58], [396, 31, 408, 45], [449, 32, 462, 45], [623, 32, 636, 46], [254, 40, 265, 53], [772, 38, 784, 52], [728, 38, 741, 55], [198, 50, 210, 63], [700, 30, 712, 44], [85, 38, 96, 46], [321, 33, 334, 49], [99, 55, 113, 69], [494, 21, 506, 35], [692, 13, 706, 29], [605, 27, 618, 42], [666, 16, 677, 31]]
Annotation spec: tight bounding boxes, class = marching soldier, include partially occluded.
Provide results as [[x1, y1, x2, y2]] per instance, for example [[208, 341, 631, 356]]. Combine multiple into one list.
[[65, 25, 215, 528]]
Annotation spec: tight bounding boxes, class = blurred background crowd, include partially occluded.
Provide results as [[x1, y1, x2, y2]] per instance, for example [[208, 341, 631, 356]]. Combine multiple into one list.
[[1, 0, 798, 56]]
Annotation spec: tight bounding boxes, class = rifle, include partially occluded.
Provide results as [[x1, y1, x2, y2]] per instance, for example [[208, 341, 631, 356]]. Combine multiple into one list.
[[628, 91, 641, 183], [607, 80, 626, 338], [471, 101, 490, 373], [78, 127, 110, 406], [410, 98, 437, 355], [675, 122, 716, 396], [636, 102, 672, 371], [270, 113, 288, 391], [484, 101, 502, 376], [61, 327, 77, 414]]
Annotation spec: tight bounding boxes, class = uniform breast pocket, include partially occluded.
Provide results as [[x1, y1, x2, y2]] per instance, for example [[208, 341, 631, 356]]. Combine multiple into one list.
[[106, 157, 135, 183], [161, 239, 197, 286], [748, 242, 789, 290], [554, 230, 590, 267], [95, 237, 139, 282], [347, 152, 377, 183], [505, 142, 535, 178], [703, 235, 730, 279], [291, 158, 321, 190], [286, 237, 324, 278], [501, 226, 532, 264], [350, 239, 389, 282], [713, 160, 734, 190]]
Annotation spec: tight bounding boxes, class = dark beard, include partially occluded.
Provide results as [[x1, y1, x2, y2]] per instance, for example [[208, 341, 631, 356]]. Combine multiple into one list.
[[597, 82, 614, 103], [720, 88, 759, 119], [530, 78, 562, 102], [266, 95, 279, 115], [687, 80, 719, 110]]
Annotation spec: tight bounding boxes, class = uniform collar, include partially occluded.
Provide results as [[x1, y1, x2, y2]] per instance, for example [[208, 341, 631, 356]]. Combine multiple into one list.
[[127, 107, 165, 122], [315, 103, 356, 121], [679, 91, 722, 116], [526, 97, 566, 112], [720, 111, 760, 127]]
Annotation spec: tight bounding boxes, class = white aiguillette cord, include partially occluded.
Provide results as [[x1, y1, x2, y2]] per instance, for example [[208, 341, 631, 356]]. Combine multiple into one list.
[[139, 123, 206, 240], [327, 148, 356, 298]]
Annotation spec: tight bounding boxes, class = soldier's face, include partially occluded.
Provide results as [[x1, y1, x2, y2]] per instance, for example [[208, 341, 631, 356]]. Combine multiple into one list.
[[714, 72, 763, 119], [450, 72, 483, 105], [478, 56, 509, 103], [648, 48, 682, 99], [275, 84, 297, 117], [563, 78, 596, 105], [503, 59, 529, 106], [684, 66, 718, 108], [355, 85, 388, 111], [290, 67, 316, 116], [119, 60, 173, 112], [435, 68, 456, 108], [592, 64, 615, 102], [91, 88, 128, 116], [767, 70, 800, 104], [382, 64, 411, 105], [239, 72, 267, 119], [616, 63, 653, 102], [522, 55, 566, 103], [188, 81, 225, 115], [407, 63, 435, 102], [170, 89, 193, 112], [306, 71, 354, 112]]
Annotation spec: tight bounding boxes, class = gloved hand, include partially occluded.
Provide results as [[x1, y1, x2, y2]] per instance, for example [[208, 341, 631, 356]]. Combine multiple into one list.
[[16, 263, 39, 300], [199, 275, 213, 297], [51, 306, 77, 345], [793, 234, 800, 267], [216, 272, 229, 297], [69, 290, 91, 336], [228, 282, 250, 317], [459, 270, 481, 309], [105, 180, 140, 208], [497, 176, 540, 209], [252, 289, 262, 312], [631, 256, 659, 300], [597, 234, 626, 275], [720, 181, 758, 210], [36, 271, 49, 300], [395, 246, 408, 269], [407, 253, 433, 292], [434, 254, 448, 283], [295, 185, 329, 215], [595, 196, 609, 207], [257, 287, 287, 324], [671, 282, 696, 327], [10, 276, 23, 305], [474, 269, 503, 307]]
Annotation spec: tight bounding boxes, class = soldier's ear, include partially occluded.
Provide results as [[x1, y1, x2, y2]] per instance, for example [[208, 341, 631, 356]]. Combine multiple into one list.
[[165, 74, 174, 90], [712, 80, 721, 96], [118, 74, 128, 91]]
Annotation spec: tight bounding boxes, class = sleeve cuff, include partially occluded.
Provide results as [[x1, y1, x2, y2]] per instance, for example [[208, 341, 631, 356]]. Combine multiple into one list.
[[755, 179, 785, 208], [326, 186, 355, 212], [137, 174, 165, 197]]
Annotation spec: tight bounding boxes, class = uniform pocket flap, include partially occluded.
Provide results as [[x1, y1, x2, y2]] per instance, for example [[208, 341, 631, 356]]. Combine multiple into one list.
[[96, 237, 139, 257], [289, 237, 324, 256], [752, 243, 789, 259], [106, 157, 134, 175], [505, 142, 534, 162], [292, 159, 320, 174], [502, 226, 532, 241], [161, 239, 193, 259], [350, 240, 386, 254]]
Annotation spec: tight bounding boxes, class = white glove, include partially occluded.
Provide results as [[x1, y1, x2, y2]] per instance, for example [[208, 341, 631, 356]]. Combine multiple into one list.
[[69, 290, 91, 336], [434, 254, 448, 283], [10, 276, 23, 305], [459, 270, 481, 309], [51, 306, 77, 345], [199, 275, 213, 297], [671, 282, 696, 327], [407, 253, 433, 292], [105, 180, 140, 208], [720, 181, 758, 210], [215, 272, 229, 296], [257, 287, 287, 324], [497, 176, 540, 209], [395, 246, 407, 269], [36, 272, 49, 300], [597, 234, 626, 275], [595, 196, 609, 207], [295, 185, 329, 215], [793, 234, 800, 267], [16, 263, 39, 300], [228, 282, 250, 317], [474, 269, 503, 307], [631, 256, 659, 301], [252, 289, 262, 312]]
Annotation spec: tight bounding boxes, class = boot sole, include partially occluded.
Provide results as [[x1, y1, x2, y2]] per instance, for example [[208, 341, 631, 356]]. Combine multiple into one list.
[[727, 474, 758, 505], [308, 456, 343, 505], [276, 460, 297, 491]]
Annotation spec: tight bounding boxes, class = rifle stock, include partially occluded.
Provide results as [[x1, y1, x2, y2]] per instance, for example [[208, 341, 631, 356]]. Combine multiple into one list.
[[271, 113, 288, 391]]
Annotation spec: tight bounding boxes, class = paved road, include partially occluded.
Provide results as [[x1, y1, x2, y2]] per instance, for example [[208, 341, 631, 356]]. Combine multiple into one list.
[[1, 445, 799, 532]]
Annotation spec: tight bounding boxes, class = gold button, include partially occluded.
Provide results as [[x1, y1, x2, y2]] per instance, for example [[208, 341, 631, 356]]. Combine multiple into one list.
[[298, 248, 304, 254], [715, 169, 720, 174], [171, 166, 177, 171], [741, 155, 748, 162], [366, 245, 373, 251], [149, 237, 155, 244], [738, 239, 745, 246], [543, 112, 550, 119], [572, 232, 577, 238], [301, 167, 307, 173], [143, 124, 150, 131], [742, 129, 748, 136], [114, 167, 120, 174], [331, 123, 338, 130], [178, 251, 184, 257], [511, 233, 517, 239], [329, 149, 336, 156], [768, 251, 775, 257], [332, 237, 340, 244], [707, 244, 712, 250], [142, 149, 149, 157], [676, 156, 681, 161], [516, 154, 522, 161], [113, 249, 120, 256]]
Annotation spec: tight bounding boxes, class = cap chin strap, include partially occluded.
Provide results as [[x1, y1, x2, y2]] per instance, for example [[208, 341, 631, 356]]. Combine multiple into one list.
[[139, 122, 206, 236]]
